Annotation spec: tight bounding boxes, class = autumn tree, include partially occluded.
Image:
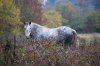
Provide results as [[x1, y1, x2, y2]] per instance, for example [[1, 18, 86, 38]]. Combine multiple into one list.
[[55, 2, 85, 32], [15, 0, 43, 24], [42, 10, 62, 27], [56, 2, 79, 20], [85, 11, 100, 32], [0, 0, 21, 66], [77, 0, 94, 17], [0, 0, 21, 36]]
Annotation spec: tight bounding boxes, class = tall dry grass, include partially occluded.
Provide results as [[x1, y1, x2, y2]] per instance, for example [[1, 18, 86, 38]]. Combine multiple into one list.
[[0, 33, 100, 66]]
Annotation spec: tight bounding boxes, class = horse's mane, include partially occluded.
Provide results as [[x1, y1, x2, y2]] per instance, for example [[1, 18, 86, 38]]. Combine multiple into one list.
[[31, 22, 41, 26], [31, 22, 51, 29]]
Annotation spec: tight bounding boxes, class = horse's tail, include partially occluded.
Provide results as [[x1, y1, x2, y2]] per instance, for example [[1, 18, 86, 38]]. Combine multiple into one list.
[[64, 30, 77, 46], [72, 30, 77, 44]]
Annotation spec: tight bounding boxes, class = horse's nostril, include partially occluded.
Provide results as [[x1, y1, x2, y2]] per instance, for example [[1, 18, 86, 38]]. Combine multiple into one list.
[[30, 34, 32, 38], [27, 37, 29, 39]]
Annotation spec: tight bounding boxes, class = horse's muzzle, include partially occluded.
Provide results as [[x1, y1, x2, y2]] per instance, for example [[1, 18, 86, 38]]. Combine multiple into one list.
[[30, 34, 33, 38]]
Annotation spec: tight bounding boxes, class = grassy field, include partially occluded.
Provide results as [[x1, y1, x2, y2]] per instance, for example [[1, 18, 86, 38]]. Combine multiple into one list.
[[0, 33, 100, 66], [78, 33, 100, 38], [78, 33, 100, 47]]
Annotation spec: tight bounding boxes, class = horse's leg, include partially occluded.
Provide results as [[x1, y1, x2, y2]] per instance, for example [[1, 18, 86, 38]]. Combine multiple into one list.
[[71, 32, 78, 49]]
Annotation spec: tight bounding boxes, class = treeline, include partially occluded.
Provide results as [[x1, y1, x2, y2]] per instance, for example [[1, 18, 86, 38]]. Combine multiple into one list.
[[0, 0, 100, 36], [43, 0, 100, 33]]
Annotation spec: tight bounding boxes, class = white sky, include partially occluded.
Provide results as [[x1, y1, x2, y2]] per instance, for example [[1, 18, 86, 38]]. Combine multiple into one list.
[[42, 0, 48, 5]]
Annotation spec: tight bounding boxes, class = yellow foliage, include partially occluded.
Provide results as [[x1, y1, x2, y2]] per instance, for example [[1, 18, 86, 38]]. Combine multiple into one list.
[[0, 0, 21, 35], [56, 2, 79, 16], [66, 2, 78, 14], [42, 10, 62, 28]]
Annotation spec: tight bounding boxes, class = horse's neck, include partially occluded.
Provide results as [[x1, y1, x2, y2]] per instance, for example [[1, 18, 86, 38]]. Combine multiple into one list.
[[31, 23, 40, 28]]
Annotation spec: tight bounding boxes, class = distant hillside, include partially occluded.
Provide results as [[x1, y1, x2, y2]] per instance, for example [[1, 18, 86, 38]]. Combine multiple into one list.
[[43, 0, 100, 10], [43, 0, 78, 8]]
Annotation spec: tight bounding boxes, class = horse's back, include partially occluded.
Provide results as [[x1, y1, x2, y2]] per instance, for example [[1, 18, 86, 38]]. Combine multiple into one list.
[[36, 27, 58, 40], [57, 26, 75, 35]]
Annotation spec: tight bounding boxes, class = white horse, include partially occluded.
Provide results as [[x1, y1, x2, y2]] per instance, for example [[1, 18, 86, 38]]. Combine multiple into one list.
[[24, 22, 77, 45]]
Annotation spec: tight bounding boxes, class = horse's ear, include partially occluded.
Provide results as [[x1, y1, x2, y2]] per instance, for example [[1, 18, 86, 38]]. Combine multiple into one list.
[[23, 22, 26, 25], [29, 22, 31, 25]]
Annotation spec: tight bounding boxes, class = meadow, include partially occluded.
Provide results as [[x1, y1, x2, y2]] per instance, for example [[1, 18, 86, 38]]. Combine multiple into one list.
[[0, 33, 100, 66]]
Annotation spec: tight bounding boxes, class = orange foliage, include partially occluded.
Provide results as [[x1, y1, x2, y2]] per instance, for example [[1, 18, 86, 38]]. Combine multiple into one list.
[[24, 0, 43, 24]]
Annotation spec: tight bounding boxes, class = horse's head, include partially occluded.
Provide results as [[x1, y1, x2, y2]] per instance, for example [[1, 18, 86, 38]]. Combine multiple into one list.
[[24, 22, 32, 39], [24, 22, 41, 39]]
